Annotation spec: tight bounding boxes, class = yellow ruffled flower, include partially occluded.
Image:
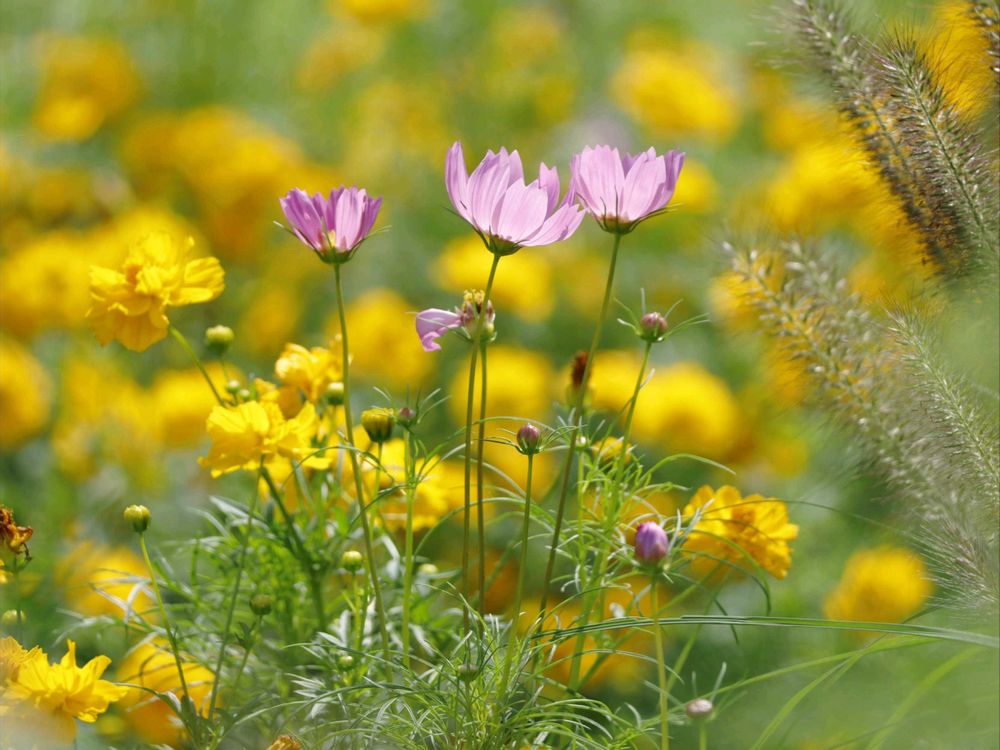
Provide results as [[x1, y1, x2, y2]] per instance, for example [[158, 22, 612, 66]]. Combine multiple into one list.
[[824, 546, 933, 624], [2, 640, 128, 746], [88, 232, 225, 352], [682, 485, 799, 580], [275, 342, 344, 404], [32, 36, 140, 142], [200, 401, 324, 477], [117, 639, 214, 747], [0, 636, 41, 684], [0, 337, 52, 450]]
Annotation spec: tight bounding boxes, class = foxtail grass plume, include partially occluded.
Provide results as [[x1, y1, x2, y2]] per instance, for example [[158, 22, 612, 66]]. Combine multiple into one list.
[[279, 186, 382, 263], [568, 145, 684, 233], [444, 141, 583, 255]]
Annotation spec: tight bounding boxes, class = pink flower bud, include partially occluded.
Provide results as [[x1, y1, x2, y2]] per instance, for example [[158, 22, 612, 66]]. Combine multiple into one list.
[[639, 311, 668, 342], [634, 521, 669, 565], [516, 423, 541, 454]]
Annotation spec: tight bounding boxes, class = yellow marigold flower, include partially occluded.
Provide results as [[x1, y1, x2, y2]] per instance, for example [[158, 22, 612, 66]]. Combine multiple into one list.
[[0, 338, 52, 450], [824, 546, 932, 624], [435, 236, 554, 320], [0, 636, 41, 684], [612, 38, 739, 143], [88, 232, 225, 352], [32, 36, 140, 142], [3, 640, 128, 745], [117, 639, 214, 747], [200, 401, 324, 477], [682, 485, 798, 579], [330, 288, 435, 389], [275, 342, 344, 404], [55, 541, 152, 619]]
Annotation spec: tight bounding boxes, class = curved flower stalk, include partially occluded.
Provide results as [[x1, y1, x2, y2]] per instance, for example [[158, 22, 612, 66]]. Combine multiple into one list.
[[568, 145, 685, 234], [279, 186, 382, 263], [445, 141, 583, 256]]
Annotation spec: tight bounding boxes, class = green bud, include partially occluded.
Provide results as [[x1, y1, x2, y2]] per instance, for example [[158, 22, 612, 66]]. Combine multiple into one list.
[[204, 325, 234, 355], [456, 663, 479, 682], [341, 550, 364, 573], [337, 654, 355, 671], [325, 382, 345, 406], [123, 504, 151, 533], [361, 408, 395, 443], [685, 698, 714, 722], [249, 593, 273, 616], [1, 610, 20, 627]]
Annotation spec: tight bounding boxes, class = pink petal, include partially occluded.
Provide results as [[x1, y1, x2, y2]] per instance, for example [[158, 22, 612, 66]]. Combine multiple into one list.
[[445, 142, 471, 220], [494, 181, 549, 242], [415, 308, 463, 352]]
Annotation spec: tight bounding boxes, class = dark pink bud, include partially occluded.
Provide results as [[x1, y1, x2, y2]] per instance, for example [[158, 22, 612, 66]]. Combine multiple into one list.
[[639, 311, 669, 342], [516, 423, 541, 454], [634, 521, 669, 565]]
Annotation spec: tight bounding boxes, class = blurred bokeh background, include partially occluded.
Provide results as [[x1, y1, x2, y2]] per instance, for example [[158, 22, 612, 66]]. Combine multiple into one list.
[[1, 0, 996, 747]]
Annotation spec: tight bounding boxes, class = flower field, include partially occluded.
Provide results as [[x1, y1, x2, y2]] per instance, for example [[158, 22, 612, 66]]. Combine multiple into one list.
[[1, 0, 998, 748]]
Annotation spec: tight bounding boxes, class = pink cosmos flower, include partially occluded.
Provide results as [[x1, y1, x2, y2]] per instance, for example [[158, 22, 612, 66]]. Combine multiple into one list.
[[445, 141, 583, 256], [415, 291, 495, 352], [279, 186, 382, 262], [568, 145, 684, 233]]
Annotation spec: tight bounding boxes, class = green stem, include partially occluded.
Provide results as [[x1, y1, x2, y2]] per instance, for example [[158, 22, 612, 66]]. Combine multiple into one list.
[[169, 325, 224, 406], [260, 467, 325, 629], [475, 339, 489, 629], [499, 452, 534, 693], [699, 725, 707, 750], [401, 430, 416, 670], [207, 481, 261, 720], [651, 572, 670, 750], [138, 533, 192, 708], [461, 254, 501, 640], [567, 338, 651, 688], [333, 262, 391, 670], [538, 232, 622, 619], [229, 616, 262, 699]]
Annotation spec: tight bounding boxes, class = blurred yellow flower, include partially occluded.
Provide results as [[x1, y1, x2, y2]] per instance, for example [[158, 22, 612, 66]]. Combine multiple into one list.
[[682, 485, 798, 579], [88, 232, 225, 352], [331, 0, 427, 24], [670, 158, 719, 214], [2, 640, 128, 746], [824, 546, 932, 624], [924, 0, 996, 118], [612, 38, 739, 142], [117, 639, 214, 747], [297, 23, 386, 91], [363, 439, 457, 533], [240, 285, 304, 357], [447, 345, 554, 426], [435, 236, 554, 320], [56, 541, 152, 619], [150, 365, 228, 448], [33, 36, 139, 141], [631, 363, 742, 460], [0, 338, 51, 451], [200, 401, 324, 477], [330, 288, 433, 389], [276, 342, 344, 404]]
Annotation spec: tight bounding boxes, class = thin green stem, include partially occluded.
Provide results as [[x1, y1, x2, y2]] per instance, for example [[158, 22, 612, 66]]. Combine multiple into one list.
[[475, 340, 488, 627], [138, 533, 192, 708], [169, 325, 224, 406], [401, 430, 416, 670], [567, 338, 651, 688], [461, 253, 501, 640], [499, 452, 534, 693], [260, 467, 325, 629], [207, 480, 261, 720], [651, 572, 670, 750], [699, 725, 707, 750], [333, 263, 391, 670], [538, 232, 622, 619]]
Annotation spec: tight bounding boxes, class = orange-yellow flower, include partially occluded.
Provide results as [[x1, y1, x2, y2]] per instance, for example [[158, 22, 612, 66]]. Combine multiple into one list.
[[824, 546, 933, 624], [2, 640, 127, 746], [275, 342, 343, 403], [682, 485, 798, 580], [199, 400, 326, 477], [87, 232, 224, 352]]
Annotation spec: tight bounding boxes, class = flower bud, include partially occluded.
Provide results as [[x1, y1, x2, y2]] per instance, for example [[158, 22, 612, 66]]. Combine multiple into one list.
[[457, 663, 479, 682], [418, 563, 438, 576], [249, 593, 273, 616], [325, 381, 345, 406], [336, 654, 355, 671], [639, 311, 669, 342], [685, 698, 714, 721], [361, 407, 395, 444], [123, 504, 151, 533], [1, 610, 20, 627], [204, 325, 234, 355], [634, 521, 669, 566], [516, 423, 541, 454], [225, 379, 242, 395], [236, 388, 252, 402], [396, 406, 417, 427], [266, 735, 302, 750], [341, 550, 364, 573]]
